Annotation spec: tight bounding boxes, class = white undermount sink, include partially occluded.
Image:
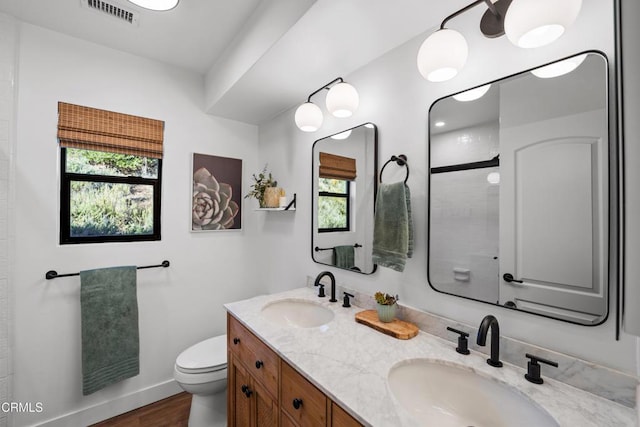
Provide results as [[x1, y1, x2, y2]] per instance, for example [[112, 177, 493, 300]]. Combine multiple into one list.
[[261, 299, 334, 328], [388, 359, 559, 427]]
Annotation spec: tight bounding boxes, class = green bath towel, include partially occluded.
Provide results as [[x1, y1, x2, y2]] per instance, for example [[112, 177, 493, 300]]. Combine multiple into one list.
[[372, 182, 413, 272], [81, 266, 139, 395], [333, 245, 355, 269]]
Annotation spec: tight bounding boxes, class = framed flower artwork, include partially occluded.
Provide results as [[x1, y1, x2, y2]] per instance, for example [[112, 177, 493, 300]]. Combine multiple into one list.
[[192, 153, 242, 231]]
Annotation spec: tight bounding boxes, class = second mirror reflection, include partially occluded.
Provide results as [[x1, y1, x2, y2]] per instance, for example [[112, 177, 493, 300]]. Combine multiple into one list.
[[428, 52, 611, 325]]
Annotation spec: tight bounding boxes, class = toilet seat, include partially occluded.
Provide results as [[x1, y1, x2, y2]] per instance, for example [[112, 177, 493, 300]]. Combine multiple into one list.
[[176, 335, 227, 374]]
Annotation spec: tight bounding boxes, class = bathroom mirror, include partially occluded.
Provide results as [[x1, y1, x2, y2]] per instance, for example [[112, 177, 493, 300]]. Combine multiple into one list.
[[428, 52, 614, 325], [312, 123, 378, 274]]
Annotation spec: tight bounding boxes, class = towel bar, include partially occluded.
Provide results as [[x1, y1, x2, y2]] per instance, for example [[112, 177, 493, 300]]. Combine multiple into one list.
[[45, 260, 170, 280], [380, 154, 409, 184], [315, 244, 362, 252]]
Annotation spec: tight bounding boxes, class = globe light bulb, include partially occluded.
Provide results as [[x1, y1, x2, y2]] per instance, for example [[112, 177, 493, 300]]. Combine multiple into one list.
[[417, 29, 468, 82], [326, 83, 359, 118], [295, 102, 323, 132], [505, 0, 582, 48]]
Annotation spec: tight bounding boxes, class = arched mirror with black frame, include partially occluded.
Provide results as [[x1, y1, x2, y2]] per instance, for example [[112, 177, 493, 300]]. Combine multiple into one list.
[[312, 123, 378, 274], [427, 51, 618, 326]]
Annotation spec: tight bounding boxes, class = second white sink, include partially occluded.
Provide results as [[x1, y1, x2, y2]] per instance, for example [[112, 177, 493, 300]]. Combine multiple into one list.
[[261, 299, 334, 328], [388, 359, 559, 427]]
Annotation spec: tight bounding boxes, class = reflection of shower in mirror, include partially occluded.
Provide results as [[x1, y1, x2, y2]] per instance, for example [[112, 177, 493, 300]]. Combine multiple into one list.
[[428, 52, 614, 326]]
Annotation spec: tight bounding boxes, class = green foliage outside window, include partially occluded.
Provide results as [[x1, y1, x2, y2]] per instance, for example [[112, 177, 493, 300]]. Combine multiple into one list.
[[318, 178, 349, 230], [70, 182, 153, 237], [66, 148, 158, 178], [64, 148, 158, 240]]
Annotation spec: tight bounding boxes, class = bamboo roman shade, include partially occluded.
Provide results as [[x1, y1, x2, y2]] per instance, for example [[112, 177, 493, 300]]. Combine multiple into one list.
[[319, 152, 357, 180], [57, 102, 164, 158]]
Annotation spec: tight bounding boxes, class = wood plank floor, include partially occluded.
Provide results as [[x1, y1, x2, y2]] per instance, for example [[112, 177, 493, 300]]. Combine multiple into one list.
[[90, 392, 191, 427]]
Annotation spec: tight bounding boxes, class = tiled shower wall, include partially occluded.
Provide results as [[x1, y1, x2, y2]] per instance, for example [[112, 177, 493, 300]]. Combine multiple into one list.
[[0, 13, 17, 427]]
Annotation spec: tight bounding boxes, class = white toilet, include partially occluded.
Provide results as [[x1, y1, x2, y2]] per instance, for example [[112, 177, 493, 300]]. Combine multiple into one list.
[[174, 335, 228, 427]]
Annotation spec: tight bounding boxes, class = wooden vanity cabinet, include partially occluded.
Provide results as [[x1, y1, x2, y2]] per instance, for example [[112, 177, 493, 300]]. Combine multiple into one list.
[[228, 314, 279, 427], [228, 313, 363, 427]]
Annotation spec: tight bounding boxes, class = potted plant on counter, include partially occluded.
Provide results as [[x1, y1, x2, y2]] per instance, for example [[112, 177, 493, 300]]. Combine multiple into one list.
[[375, 291, 399, 323]]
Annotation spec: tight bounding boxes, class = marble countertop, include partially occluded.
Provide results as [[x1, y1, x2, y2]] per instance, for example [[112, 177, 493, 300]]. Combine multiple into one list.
[[224, 287, 636, 427]]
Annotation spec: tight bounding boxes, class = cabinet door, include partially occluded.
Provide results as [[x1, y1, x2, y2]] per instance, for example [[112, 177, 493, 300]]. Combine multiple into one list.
[[229, 355, 252, 427], [253, 379, 278, 427], [281, 361, 327, 427], [330, 401, 362, 427]]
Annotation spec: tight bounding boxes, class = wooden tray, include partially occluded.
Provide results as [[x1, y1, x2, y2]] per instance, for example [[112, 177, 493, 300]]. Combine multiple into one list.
[[354, 310, 419, 340]]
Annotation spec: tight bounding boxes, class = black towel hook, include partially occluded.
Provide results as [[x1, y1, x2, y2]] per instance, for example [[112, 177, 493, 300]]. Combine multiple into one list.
[[380, 154, 409, 184]]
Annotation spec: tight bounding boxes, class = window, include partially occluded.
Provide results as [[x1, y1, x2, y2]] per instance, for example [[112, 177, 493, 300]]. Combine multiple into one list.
[[57, 102, 164, 244], [317, 152, 357, 233], [318, 178, 351, 232]]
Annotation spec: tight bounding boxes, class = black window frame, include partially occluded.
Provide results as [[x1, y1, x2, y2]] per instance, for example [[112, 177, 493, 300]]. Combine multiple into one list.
[[60, 147, 162, 244], [318, 179, 351, 233]]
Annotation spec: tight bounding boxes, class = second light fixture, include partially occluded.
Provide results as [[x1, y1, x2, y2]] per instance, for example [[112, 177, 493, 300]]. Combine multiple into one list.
[[295, 77, 359, 132], [417, 0, 583, 83]]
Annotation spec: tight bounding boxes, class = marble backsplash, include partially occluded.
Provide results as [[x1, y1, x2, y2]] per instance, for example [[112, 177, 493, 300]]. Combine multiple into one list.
[[307, 276, 639, 408]]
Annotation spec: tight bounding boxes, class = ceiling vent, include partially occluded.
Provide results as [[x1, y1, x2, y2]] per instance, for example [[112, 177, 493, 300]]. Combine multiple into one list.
[[81, 0, 139, 26]]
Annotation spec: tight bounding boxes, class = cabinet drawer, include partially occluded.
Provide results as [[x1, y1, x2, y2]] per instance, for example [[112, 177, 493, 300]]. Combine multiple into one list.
[[227, 314, 279, 398], [281, 360, 327, 427]]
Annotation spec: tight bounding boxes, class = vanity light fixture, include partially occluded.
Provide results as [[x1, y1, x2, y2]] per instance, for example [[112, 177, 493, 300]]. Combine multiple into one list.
[[294, 77, 359, 132], [434, 121, 446, 127], [127, 0, 179, 11], [453, 84, 492, 102], [531, 53, 587, 78], [417, 0, 582, 82]]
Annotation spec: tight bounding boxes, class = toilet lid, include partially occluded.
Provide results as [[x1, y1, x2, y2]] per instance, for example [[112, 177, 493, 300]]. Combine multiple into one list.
[[176, 335, 227, 373]]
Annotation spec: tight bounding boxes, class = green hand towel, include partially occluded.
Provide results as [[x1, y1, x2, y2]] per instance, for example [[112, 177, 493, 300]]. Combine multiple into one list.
[[81, 266, 139, 395], [333, 245, 355, 269], [372, 182, 413, 272], [405, 185, 414, 259]]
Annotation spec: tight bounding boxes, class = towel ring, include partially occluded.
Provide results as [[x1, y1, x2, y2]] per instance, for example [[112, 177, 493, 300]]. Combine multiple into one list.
[[380, 154, 409, 184]]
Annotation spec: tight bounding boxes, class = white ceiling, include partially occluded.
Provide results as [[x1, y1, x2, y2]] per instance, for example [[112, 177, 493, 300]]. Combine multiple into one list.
[[0, 0, 470, 124], [0, 0, 264, 74]]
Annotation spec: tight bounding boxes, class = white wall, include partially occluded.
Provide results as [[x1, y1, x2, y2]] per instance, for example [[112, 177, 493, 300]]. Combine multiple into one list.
[[0, 12, 18, 427], [621, 0, 640, 343], [12, 23, 261, 426], [257, 0, 638, 374]]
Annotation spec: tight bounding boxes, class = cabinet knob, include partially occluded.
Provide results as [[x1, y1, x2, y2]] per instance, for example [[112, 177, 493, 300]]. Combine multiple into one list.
[[255, 360, 264, 369], [292, 398, 303, 410], [233, 337, 240, 345], [241, 384, 253, 398]]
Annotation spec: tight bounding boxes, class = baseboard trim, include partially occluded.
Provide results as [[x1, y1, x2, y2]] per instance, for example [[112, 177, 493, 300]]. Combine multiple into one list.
[[32, 380, 183, 427]]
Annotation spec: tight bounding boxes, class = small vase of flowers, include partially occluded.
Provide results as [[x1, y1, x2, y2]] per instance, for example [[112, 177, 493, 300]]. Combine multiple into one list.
[[375, 291, 399, 323], [245, 164, 278, 208]]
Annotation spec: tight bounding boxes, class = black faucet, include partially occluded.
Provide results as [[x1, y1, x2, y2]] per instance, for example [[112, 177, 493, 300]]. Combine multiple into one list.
[[314, 271, 337, 302], [476, 315, 503, 367]]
